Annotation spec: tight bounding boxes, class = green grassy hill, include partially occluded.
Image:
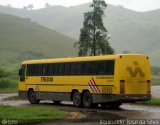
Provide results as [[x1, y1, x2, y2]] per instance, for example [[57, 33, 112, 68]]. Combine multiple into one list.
[[0, 12, 77, 72]]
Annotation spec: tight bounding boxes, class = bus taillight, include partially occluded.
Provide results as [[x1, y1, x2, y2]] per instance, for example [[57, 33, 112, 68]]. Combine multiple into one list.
[[120, 80, 125, 94], [147, 80, 151, 94]]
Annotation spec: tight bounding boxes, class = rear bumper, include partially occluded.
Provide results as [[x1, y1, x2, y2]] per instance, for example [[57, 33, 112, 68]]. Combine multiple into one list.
[[92, 94, 151, 103], [117, 94, 151, 102]]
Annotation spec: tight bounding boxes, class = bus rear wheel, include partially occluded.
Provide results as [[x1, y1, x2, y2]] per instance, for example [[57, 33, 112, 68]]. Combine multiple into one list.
[[53, 100, 61, 104], [107, 102, 122, 109], [73, 91, 82, 107], [101, 103, 107, 108], [83, 91, 93, 108], [28, 90, 40, 104]]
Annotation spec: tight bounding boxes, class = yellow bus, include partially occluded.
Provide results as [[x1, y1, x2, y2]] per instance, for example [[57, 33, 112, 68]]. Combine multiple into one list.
[[18, 54, 151, 108]]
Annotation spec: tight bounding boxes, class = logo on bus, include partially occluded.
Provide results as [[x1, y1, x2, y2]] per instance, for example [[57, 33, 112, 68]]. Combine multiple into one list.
[[126, 61, 145, 78]]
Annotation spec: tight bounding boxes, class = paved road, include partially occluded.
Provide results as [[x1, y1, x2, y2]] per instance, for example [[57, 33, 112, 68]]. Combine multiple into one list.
[[1, 86, 159, 105], [151, 86, 160, 98], [0, 93, 160, 125]]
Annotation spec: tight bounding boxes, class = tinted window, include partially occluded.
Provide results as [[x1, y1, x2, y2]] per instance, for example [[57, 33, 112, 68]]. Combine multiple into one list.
[[26, 60, 114, 76], [20, 65, 25, 81], [59, 63, 65, 75], [37, 64, 43, 75], [54, 63, 59, 75], [26, 65, 33, 76], [64, 63, 70, 75], [97, 60, 114, 75], [70, 63, 76, 75], [83, 62, 90, 74], [47, 64, 54, 75], [97, 61, 106, 75], [76, 63, 83, 75], [90, 61, 97, 74], [106, 60, 114, 75]]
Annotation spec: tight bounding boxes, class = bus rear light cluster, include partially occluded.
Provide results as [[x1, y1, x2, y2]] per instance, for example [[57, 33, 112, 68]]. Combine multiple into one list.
[[120, 80, 125, 94], [146, 80, 151, 94], [147, 91, 150, 94], [147, 80, 150, 83]]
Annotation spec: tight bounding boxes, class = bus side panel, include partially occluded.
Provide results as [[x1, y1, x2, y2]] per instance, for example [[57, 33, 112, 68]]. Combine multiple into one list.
[[24, 75, 116, 102]]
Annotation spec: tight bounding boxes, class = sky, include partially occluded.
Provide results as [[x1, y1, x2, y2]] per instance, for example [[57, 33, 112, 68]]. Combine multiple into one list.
[[0, 0, 160, 12]]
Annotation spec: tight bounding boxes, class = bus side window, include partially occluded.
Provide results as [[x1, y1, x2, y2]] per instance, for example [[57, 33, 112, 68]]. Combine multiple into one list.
[[83, 62, 87, 75], [47, 64, 54, 76], [97, 61, 104, 75], [59, 63, 65, 75], [77, 62, 83, 75], [33, 64, 38, 76], [26, 65, 31, 76], [20, 65, 25, 82], [42, 64, 46, 75], [54, 63, 59, 75], [107, 60, 114, 75], [37, 64, 43, 76], [90, 61, 97, 75], [70, 63, 76, 75], [64, 63, 70, 75]]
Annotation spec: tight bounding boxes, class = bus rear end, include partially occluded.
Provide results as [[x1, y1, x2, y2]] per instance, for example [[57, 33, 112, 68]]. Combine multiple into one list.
[[116, 54, 151, 102]]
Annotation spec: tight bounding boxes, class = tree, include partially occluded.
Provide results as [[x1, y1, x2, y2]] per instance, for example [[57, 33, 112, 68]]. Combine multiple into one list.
[[0, 69, 7, 78], [74, 0, 114, 56], [23, 6, 28, 10], [28, 4, 34, 10], [6, 4, 12, 8], [45, 3, 50, 8]]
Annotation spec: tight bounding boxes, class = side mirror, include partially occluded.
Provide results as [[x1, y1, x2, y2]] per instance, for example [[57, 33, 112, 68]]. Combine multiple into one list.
[[18, 69, 22, 76]]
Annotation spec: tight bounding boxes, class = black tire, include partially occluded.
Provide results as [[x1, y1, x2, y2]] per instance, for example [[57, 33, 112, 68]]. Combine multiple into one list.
[[101, 103, 107, 108], [107, 102, 122, 108], [28, 90, 40, 104], [73, 91, 82, 107], [83, 91, 93, 108], [53, 100, 61, 104], [92, 103, 99, 108]]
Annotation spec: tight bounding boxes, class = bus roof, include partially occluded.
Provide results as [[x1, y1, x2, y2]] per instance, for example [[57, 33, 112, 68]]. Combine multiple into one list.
[[21, 54, 147, 65]]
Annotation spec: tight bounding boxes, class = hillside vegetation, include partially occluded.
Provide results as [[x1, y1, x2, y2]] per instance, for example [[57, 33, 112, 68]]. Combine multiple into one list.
[[0, 12, 77, 73], [0, 4, 159, 66]]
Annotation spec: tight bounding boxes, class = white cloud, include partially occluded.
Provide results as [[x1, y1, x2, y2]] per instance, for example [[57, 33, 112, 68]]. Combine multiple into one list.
[[0, 0, 160, 11], [107, 0, 160, 11]]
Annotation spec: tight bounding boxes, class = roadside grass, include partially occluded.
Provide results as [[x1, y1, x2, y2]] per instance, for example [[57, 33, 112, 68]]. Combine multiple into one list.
[[0, 105, 66, 124], [137, 98, 160, 106], [0, 78, 18, 88], [151, 76, 160, 86], [0, 78, 18, 93], [152, 83, 159, 86]]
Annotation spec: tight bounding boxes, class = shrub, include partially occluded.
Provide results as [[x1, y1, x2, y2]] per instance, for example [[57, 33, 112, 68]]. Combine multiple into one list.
[[0, 78, 18, 89]]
